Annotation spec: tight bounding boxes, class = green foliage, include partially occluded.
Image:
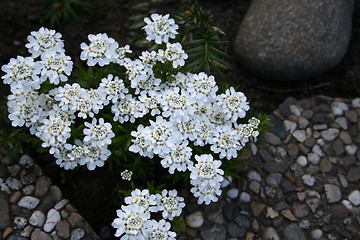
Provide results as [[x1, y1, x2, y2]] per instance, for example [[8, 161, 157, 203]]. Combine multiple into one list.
[[176, 3, 231, 77], [39, 0, 100, 27]]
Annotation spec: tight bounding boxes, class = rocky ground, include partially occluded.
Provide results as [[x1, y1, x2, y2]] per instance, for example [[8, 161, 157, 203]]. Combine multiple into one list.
[[1, 95, 360, 240], [180, 95, 360, 240]]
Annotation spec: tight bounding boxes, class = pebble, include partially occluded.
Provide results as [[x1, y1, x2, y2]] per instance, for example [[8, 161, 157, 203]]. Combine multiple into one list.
[[321, 128, 340, 141], [227, 188, 239, 199], [43, 209, 61, 232], [284, 120, 297, 133], [352, 98, 360, 108], [30, 231, 51, 240], [346, 167, 360, 182], [250, 202, 266, 217], [239, 192, 251, 203], [0, 198, 10, 229], [311, 229, 323, 238], [345, 144, 357, 155], [247, 170, 261, 182], [324, 184, 342, 203], [335, 117, 348, 129], [55, 221, 70, 239], [264, 132, 281, 145], [302, 174, 316, 186], [296, 156, 307, 166], [54, 199, 69, 211], [348, 190, 360, 206], [263, 227, 280, 240], [283, 223, 307, 240], [35, 176, 52, 198], [6, 177, 22, 190], [29, 210, 46, 227], [19, 155, 34, 168], [235, 215, 251, 229], [249, 181, 260, 194], [227, 223, 245, 238], [18, 196, 40, 210], [307, 153, 320, 164], [186, 211, 204, 228], [293, 130, 307, 142], [200, 225, 226, 240], [22, 185, 35, 195], [220, 177, 232, 188], [13, 217, 27, 230], [21, 225, 33, 238], [319, 158, 332, 173]]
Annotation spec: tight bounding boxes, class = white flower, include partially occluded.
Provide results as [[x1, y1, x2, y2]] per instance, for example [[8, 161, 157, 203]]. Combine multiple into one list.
[[124, 189, 157, 214], [143, 219, 176, 240], [54, 83, 84, 111], [25, 27, 64, 57], [210, 125, 242, 160], [111, 94, 137, 123], [99, 74, 128, 103], [128, 125, 154, 159], [80, 143, 111, 170], [155, 189, 185, 220], [2, 56, 41, 92], [39, 51, 73, 84], [80, 33, 119, 66], [121, 170, 133, 181], [248, 117, 260, 128], [189, 154, 224, 187], [187, 72, 218, 103], [113, 44, 132, 65], [189, 116, 215, 146], [138, 92, 161, 116], [160, 140, 193, 174], [216, 87, 250, 122], [54, 144, 81, 170], [83, 118, 115, 147], [190, 181, 222, 205], [158, 42, 188, 68], [143, 13, 178, 44], [112, 205, 150, 239], [7, 91, 42, 127]]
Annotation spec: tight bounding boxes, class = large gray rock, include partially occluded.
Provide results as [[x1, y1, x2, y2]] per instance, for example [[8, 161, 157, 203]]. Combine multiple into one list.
[[235, 0, 354, 81]]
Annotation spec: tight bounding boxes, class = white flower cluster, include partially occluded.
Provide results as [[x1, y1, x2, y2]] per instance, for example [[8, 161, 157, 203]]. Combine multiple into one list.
[[112, 189, 183, 239]]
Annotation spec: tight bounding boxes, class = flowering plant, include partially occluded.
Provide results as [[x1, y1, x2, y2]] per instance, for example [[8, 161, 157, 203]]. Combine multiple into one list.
[[2, 9, 267, 239]]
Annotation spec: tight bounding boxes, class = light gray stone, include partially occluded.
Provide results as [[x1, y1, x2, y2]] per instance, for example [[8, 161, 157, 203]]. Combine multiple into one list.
[[71, 228, 85, 240], [18, 196, 40, 209], [284, 120, 297, 133], [227, 188, 239, 199], [186, 211, 204, 228], [263, 227, 280, 240], [44, 209, 61, 233], [321, 128, 340, 141], [293, 130, 307, 142], [348, 190, 360, 206], [324, 184, 342, 203], [6, 177, 22, 190], [239, 192, 251, 203], [19, 154, 35, 168], [29, 210, 46, 227]]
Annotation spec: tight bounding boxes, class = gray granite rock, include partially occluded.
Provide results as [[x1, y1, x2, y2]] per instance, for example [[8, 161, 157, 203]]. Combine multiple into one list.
[[235, 0, 354, 81], [283, 223, 307, 240]]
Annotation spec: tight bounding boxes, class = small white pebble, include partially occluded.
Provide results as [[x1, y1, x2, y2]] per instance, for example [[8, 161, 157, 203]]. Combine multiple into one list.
[[247, 170, 261, 182], [239, 192, 251, 203], [345, 145, 358, 155], [342, 200, 353, 210], [307, 152, 320, 165], [352, 98, 360, 108], [348, 190, 360, 206], [297, 156, 308, 166], [311, 229, 323, 239], [302, 174, 316, 186]]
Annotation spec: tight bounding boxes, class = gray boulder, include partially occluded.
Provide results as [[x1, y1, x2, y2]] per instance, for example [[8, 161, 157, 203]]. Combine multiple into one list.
[[235, 0, 354, 81]]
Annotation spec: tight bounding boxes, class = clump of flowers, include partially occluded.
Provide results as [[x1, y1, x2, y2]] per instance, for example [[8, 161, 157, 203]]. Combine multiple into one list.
[[2, 12, 266, 239]]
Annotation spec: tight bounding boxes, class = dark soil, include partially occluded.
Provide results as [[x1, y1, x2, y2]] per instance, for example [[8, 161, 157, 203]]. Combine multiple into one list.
[[1, 0, 360, 238]]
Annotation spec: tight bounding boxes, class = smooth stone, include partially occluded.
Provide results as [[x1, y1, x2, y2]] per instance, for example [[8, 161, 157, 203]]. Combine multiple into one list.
[[8, 236, 28, 240], [226, 188, 239, 199], [319, 158, 332, 173], [348, 190, 360, 206], [249, 181, 261, 194], [298, 117, 309, 129], [35, 176, 52, 198], [266, 173, 283, 187], [290, 105, 302, 117], [307, 152, 320, 164], [220, 177, 232, 188], [293, 130, 307, 143], [302, 174, 316, 186], [283, 223, 307, 240], [222, 205, 238, 221], [331, 204, 349, 219], [333, 139, 345, 156], [266, 207, 279, 218], [352, 98, 360, 108], [345, 144, 358, 155], [251, 202, 266, 217], [200, 225, 226, 240], [296, 156, 307, 166], [311, 229, 323, 238], [19, 154, 34, 168], [234, 0, 354, 81], [284, 120, 297, 133], [346, 167, 360, 182], [3, 227, 13, 239], [335, 117, 348, 130], [269, 116, 287, 140], [306, 198, 321, 213], [20, 174, 36, 186], [259, 149, 273, 162], [0, 198, 10, 229], [292, 204, 309, 218], [54, 199, 69, 211], [29, 210, 46, 227], [43, 209, 61, 233], [264, 132, 281, 145], [324, 184, 342, 203], [247, 170, 262, 182], [30, 231, 51, 240], [263, 227, 280, 240], [239, 192, 251, 203], [345, 110, 358, 123], [321, 128, 340, 141], [71, 228, 85, 240], [312, 144, 324, 157], [7, 165, 21, 177], [18, 196, 40, 210], [287, 143, 299, 158], [207, 211, 225, 225], [235, 215, 251, 229], [227, 223, 246, 238], [68, 212, 85, 228], [186, 211, 204, 228], [338, 174, 348, 188], [50, 186, 63, 203], [263, 162, 285, 173], [9, 191, 22, 204], [56, 221, 70, 239], [20, 225, 33, 238]]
